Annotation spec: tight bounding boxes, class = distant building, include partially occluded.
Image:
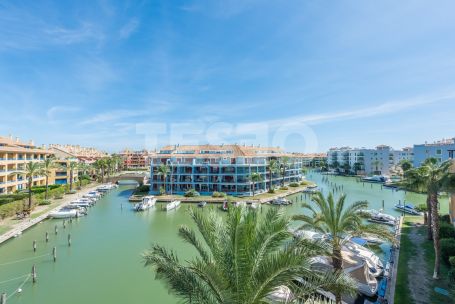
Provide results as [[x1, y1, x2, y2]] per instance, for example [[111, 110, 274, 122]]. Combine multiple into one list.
[[47, 147, 80, 186], [327, 145, 412, 176], [0, 135, 51, 194], [118, 149, 151, 169], [150, 144, 303, 196], [292, 153, 327, 167], [48, 144, 108, 164], [413, 138, 455, 167]]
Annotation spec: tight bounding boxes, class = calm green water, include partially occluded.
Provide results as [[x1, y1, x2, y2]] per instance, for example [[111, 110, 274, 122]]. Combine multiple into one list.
[[0, 172, 447, 304]]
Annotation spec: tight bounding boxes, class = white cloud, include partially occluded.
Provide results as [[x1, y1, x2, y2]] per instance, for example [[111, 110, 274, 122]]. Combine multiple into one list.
[[79, 110, 145, 125], [46, 106, 80, 120], [119, 18, 139, 39]]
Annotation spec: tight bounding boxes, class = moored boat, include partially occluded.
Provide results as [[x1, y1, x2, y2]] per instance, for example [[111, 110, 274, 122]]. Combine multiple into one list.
[[134, 196, 156, 211], [394, 203, 421, 215], [48, 208, 78, 219], [165, 200, 181, 211]]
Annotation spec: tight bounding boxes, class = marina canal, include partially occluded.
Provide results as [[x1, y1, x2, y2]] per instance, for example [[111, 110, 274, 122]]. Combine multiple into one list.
[[0, 172, 448, 304]]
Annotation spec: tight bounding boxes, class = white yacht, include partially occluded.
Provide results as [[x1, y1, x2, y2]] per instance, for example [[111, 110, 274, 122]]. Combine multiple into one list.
[[394, 203, 421, 215], [134, 196, 156, 211], [165, 200, 181, 211], [49, 208, 79, 219]]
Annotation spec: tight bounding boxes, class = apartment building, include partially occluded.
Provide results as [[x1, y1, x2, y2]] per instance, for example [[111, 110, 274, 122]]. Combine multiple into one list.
[[150, 144, 304, 196], [413, 138, 455, 167], [48, 144, 107, 164], [48, 147, 80, 185], [292, 153, 327, 167], [118, 149, 150, 169], [0, 135, 51, 194], [327, 145, 411, 176]]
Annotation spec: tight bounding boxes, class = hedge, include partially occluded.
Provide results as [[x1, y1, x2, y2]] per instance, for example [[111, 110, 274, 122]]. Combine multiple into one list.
[[212, 191, 227, 198], [441, 238, 455, 264], [184, 189, 200, 197], [440, 222, 455, 239]]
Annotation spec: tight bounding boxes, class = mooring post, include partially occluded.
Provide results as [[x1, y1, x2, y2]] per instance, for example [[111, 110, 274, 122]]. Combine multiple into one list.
[[63, 220, 66, 229], [33, 240, 36, 252], [69, 217, 72, 224], [45, 232, 49, 243], [382, 200, 385, 209], [53, 247, 57, 262], [32, 265, 36, 283], [68, 234, 71, 247], [0, 292, 6, 304], [55, 225, 58, 235]]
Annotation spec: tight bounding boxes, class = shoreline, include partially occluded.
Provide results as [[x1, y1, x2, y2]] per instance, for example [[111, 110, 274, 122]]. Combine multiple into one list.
[[0, 183, 100, 246]]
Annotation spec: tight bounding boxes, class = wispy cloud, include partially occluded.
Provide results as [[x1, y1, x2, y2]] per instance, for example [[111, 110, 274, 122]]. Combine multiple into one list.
[[119, 18, 139, 39], [46, 106, 80, 120], [79, 110, 145, 125]]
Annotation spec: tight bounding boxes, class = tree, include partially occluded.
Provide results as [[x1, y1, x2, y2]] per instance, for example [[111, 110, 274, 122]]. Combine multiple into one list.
[[399, 160, 413, 173], [77, 162, 92, 187], [280, 156, 289, 186], [41, 156, 56, 200], [94, 158, 108, 182], [157, 164, 170, 194], [67, 161, 79, 191], [402, 158, 455, 279], [293, 192, 393, 304], [248, 172, 263, 196], [267, 159, 279, 191], [143, 206, 355, 304], [342, 163, 351, 174], [17, 161, 43, 212]]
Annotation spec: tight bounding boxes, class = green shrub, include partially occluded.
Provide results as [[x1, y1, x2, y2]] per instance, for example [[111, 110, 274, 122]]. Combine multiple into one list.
[[416, 204, 428, 212], [38, 200, 51, 206], [441, 238, 455, 264], [268, 189, 275, 194], [135, 185, 150, 193], [280, 186, 289, 190], [440, 222, 455, 239], [212, 191, 227, 198], [289, 182, 300, 187], [159, 186, 165, 195], [300, 180, 311, 186], [184, 189, 200, 197], [449, 256, 455, 267], [440, 214, 451, 224]]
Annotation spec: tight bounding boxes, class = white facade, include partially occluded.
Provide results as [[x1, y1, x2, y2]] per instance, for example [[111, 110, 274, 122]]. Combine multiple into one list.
[[328, 145, 413, 176]]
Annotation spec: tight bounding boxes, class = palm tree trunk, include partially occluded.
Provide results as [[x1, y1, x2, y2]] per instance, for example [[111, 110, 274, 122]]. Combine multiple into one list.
[[45, 176, 49, 200], [70, 170, 73, 191], [332, 246, 343, 304], [269, 169, 272, 190], [28, 177, 33, 212], [430, 192, 440, 279], [252, 182, 255, 196], [426, 194, 433, 240]]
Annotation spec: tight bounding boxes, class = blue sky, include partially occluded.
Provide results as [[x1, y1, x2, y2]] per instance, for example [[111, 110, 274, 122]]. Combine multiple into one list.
[[0, 0, 454, 153]]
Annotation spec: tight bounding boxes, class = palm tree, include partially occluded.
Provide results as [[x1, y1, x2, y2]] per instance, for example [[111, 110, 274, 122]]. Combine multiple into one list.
[[143, 206, 355, 304], [94, 158, 108, 182], [293, 192, 393, 303], [267, 159, 279, 191], [280, 156, 289, 186], [67, 161, 79, 191], [16, 161, 43, 212], [157, 164, 170, 194], [248, 172, 263, 196], [77, 162, 92, 187], [402, 158, 455, 279], [41, 156, 56, 200], [399, 159, 413, 173]]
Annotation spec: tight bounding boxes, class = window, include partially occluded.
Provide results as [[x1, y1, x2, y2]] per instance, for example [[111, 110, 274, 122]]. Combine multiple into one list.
[[436, 149, 442, 155]]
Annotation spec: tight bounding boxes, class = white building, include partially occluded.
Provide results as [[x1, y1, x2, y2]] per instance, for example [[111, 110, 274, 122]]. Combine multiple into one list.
[[413, 138, 455, 167], [328, 145, 413, 176]]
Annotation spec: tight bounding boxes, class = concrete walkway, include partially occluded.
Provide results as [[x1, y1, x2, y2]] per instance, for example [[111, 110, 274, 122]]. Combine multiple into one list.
[[0, 184, 100, 245], [384, 216, 404, 304]]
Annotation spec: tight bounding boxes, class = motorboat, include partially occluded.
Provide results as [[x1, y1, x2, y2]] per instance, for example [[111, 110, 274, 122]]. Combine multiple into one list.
[[267, 286, 293, 303], [134, 196, 156, 211], [303, 188, 318, 194], [394, 203, 421, 215], [362, 175, 390, 183], [310, 253, 378, 297], [233, 201, 247, 207], [165, 200, 181, 211], [198, 201, 207, 208], [360, 209, 397, 226], [249, 202, 259, 209], [271, 198, 290, 205], [344, 240, 384, 277], [70, 201, 92, 208], [64, 205, 88, 215], [49, 208, 79, 219]]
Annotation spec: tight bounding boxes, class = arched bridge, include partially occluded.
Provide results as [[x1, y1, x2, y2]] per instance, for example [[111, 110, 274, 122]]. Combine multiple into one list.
[[106, 172, 149, 185]]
